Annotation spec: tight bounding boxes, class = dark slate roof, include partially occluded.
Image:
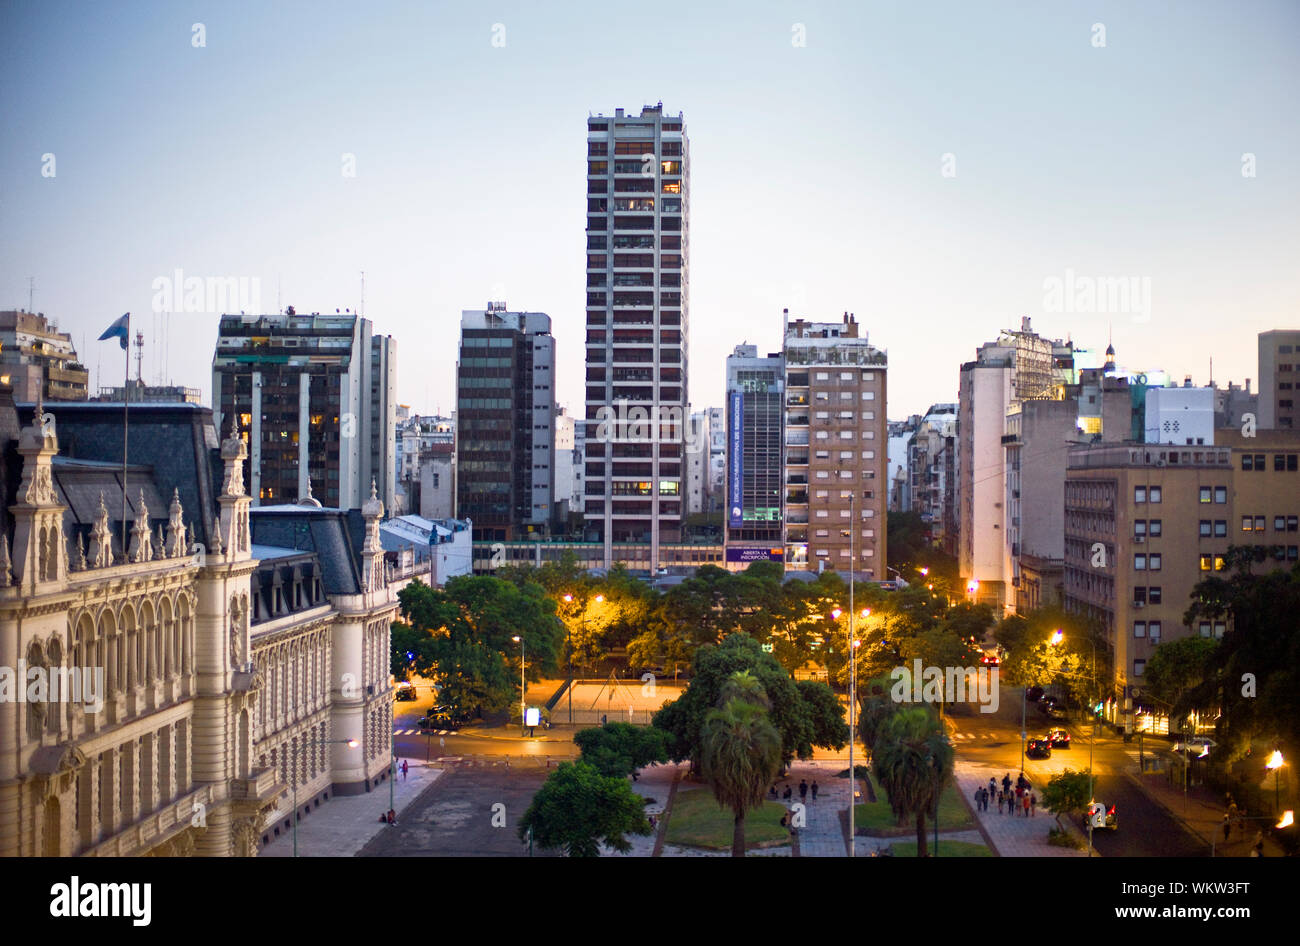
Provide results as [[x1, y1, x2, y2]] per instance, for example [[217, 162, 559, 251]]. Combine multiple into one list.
[[15, 401, 220, 552], [249, 507, 364, 595]]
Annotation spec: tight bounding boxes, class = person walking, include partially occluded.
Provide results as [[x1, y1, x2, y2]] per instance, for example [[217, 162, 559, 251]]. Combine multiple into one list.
[[799, 779, 808, 803], [783, 785, 792, 801], [400, 759, 408, 780], [1223, 813, 1231, 842], [811, 780, 819, 803], [996, 790, 1004, 814], [1002, 773, 1012, 795], [1029, 792, 1037, 817], [988, 777, 997, 800], [1022, 792, 1031, 817]]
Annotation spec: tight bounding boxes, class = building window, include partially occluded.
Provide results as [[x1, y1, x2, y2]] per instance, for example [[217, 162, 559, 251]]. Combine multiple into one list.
[[1199, 486, 1212, 503], [1149, 586, 1162, 604], [1151, 486, 1162, 503], [1133, 659, 1145, 677], [1200, 555, 1213, 571], [1134, 553, 1146, 570], [1243, 516, 1256, 532], [1149, 519, 1162, 536], [1215, 486, 1227, 503], [1134, 520, 1147, 537], [1135, 486, 1146, 504], [1198, 621, 1211, 638], [1214, 520, 1227, 537], [1133, 621, 1146, 638], [1149, 621, 1161, 641], [1199, 520, 1211, 537]]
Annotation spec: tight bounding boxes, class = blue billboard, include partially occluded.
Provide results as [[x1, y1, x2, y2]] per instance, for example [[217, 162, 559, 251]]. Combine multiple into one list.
[[728, 390, 743, 528]]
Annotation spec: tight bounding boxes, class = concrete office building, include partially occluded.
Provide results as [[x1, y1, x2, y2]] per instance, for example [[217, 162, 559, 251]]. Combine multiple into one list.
[[724, 345, 785, 569], [583, 104, 689, 567], [686, 410, 711, 516], [455, 305, 556, 542], [212, 310, 397, 513], [783, 312, 888, 576], [1257, 330, 1300, 429], [0, 310, 89, 402]]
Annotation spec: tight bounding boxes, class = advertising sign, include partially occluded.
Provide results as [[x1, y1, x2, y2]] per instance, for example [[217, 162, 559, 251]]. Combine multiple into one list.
[[728, 391, 743, 528]]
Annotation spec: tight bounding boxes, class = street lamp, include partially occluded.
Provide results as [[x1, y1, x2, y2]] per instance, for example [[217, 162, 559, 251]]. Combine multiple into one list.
[[562, 595, 575, 724], [511, 635, 526, 734], [293, 737, 358, 857], [1022, 630, 1064, 774], [1266, 750, 1285, 814]]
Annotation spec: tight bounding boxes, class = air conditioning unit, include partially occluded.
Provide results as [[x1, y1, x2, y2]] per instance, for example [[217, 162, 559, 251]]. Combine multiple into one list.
[[1134, 535, 1145, 543], [1132, 601, 1145, 609], [1155, 459, 1167, 467]]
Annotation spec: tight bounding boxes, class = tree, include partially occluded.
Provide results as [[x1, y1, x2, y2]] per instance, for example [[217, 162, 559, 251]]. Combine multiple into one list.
[[796, 679, 849, 751], [652, 633, 843, 768], [1041, 769, 1093, 821], [394, 574, 562, 718], [1144, 636, 1219, 710], [518, 761, 652, 857], [701, 678, 783, 857], [871, 706, 954, 856], [574, 723, 668, 778]]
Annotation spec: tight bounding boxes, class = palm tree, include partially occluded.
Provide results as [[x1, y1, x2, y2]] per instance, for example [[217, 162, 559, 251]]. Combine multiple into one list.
[[701, 696, 783, 857], [872, 706, 954, 856]]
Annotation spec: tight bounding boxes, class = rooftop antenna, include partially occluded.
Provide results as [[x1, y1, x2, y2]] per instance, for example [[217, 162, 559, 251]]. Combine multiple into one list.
[[134, 329, 145, 385], [27, 277, 34, 313], [360, 270, 365, 317]]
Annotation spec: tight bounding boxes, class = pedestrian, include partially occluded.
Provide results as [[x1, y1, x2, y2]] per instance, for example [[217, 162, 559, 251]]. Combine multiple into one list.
[[997, 791, 1005, 814], [1022, 793, 1031, 817], [780, 813, 788, 829], [386, 808, 396, 825], [799, 779, 808, 802], [982, 787, 990, 811], [783, 785, 792, 801], [1223, 813, 1231, 842], [988, 777, 997, 799], [811, 780, 819, 802], [401, 759, 408, 780], [1030, 792, 1037, 817], [1002, 773, 1011, 794], [974, 786, 982, 809]]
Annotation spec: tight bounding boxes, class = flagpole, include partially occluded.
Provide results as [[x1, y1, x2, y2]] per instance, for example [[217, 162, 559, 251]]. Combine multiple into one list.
[[122, 312, 130, 560]]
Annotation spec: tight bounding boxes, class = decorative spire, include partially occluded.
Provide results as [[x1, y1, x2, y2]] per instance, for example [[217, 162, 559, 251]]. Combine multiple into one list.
[[129, 489, 151, 563], [155, 523, 166, 560], [166, 488, 187, 558], [211, 514, 224, 556], [88, 491, 112, 569], [74, 532, 87, 572]]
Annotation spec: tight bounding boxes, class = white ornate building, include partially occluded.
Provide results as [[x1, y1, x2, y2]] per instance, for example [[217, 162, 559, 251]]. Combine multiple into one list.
[[0, 396, 401, 856]]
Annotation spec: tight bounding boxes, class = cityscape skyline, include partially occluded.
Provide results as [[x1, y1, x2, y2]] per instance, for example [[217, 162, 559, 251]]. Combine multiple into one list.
[[3, 0, 1298, 420]]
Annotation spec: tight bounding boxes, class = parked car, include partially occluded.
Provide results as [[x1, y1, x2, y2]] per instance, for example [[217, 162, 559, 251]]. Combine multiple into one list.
[[1026, 739, 1052, 760], [1025, 685, 1045, 703], [418, 705, 467, 730], [1039, 697, 1068, 720], [1046, 728, 1071, 749], [1084, 801, 1117, 830]]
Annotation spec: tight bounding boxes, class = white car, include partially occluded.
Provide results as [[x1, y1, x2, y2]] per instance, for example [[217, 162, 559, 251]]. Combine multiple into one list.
[[1084, 801, 1117, 831]]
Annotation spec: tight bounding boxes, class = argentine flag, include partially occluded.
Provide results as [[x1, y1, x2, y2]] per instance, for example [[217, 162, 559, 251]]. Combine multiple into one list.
[[98, 313, 130, 350]]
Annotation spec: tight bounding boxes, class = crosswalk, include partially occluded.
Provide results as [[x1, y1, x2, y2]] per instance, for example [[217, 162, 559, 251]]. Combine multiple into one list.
[[949, 731, 1009, 742], [394, 728, 456, 736]]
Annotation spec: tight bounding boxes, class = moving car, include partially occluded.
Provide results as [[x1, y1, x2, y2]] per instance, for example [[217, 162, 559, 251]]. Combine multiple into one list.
[[1026, 739, 1052, 760], [1084, 801, 1117, 831], [1046, 728, 1071, 749], [394, 682, 418, 702], [981, 650, 1001, 667], [418, 706, 468, 731], [1039, 697, 1068, 720]]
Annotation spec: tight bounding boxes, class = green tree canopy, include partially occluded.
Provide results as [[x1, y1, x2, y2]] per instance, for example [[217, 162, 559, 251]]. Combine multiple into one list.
[[701, 674, 784, 857], [872, 706, 954, 856], [518, 760, 652, 857], [574, 723, 668, 778]]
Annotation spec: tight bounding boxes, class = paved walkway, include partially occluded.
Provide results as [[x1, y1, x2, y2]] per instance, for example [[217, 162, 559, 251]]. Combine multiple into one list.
[[1128, 767, 1287, 857], [953, 762, 1089, 857], [260, 760, 446, 857], [601, 761, 681, 857]]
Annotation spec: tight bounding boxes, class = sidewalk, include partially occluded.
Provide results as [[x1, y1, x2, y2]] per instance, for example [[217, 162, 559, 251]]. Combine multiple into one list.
[[785, 760, 854, 856], [953, 762, 1089, 857], [1127, 767, 1287, 857], [260, 761, 445, 857]]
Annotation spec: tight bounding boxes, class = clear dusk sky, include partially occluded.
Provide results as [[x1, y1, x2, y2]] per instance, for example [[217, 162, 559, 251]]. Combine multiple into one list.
[[2, 0, 1297, 419]]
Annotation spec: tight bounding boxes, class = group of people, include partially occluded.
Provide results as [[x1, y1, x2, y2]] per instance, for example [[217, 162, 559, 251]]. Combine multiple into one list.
[[975, 773, 1037, 818], [1223, 794, 1268, 856], [770, 778, 820, 804]]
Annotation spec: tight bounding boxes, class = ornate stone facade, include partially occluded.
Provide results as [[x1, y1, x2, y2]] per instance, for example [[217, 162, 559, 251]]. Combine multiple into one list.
[[0, 408, 402, 857]]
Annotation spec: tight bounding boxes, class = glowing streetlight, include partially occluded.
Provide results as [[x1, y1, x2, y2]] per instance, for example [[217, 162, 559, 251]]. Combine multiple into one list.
[[860, 608, 870, 619], [562, 593, 573, 603], [830, 608, 842, 620], [1278, 810, 1294, 829], [512, 635, 526, 733], [1050, 629, 1064, 646], [595, 594, 604, 603], [966, 579, 979, 595], [919, 567, 929, 577], [1267, 750, 1285, 813]]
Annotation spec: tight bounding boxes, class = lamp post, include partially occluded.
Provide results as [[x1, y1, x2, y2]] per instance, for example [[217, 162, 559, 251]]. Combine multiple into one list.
[[1266, 750, 1285, 814], [512, 635, 525, 735], [1022, 629, 1065, 775], [293, 737, 358, 857], [562, 594, 574, 724]]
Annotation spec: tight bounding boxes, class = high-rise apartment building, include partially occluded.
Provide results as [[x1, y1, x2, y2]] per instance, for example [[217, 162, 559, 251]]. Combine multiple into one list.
[[0, 310, 89, 401], [583, 104, 689, 567], [212, 310, 396, 512], [724, 344, 784, 568], [1258, 329, 1300, 429], [783, 312, 888, 576], [455, 304, 556, 542], [686, 409, 711, 516]]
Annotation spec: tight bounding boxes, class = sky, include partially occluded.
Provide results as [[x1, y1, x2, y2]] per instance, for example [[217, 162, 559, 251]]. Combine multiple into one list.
[[2, 0, 1297, 420]]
